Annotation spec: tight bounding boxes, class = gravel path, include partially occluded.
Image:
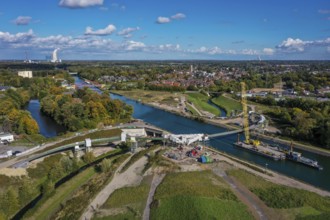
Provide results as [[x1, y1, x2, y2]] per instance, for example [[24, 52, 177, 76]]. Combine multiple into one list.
[[212, 168, 268, 220], [186, 102, 203, 116], [142, 173, 166, 220], [80, 154, 148, 220]]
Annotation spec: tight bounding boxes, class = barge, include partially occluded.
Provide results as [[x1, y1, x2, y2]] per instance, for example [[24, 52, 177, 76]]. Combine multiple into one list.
[[234, 141, 286, 161], [286, 151, 323, 170], [269, 142, 323, 170]]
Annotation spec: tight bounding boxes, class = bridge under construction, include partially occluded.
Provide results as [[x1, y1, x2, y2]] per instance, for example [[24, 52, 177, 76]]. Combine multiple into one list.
[[12, 123, 252, 169]]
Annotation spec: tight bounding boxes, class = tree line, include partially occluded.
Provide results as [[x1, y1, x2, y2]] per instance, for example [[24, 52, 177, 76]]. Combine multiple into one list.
[[40, 87, 133, 131], [250, 96, 330, 148]]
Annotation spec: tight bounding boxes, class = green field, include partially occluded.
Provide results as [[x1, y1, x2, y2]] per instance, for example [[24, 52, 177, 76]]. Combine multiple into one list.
[[228, 169, 330, 219], [186, 93, 221, 116], [211, 95, 242, 116], [150, 171, 254, 220], [185, 104, 199, 116], [96, 176, 152, 220], [114, 90, 182, 104]]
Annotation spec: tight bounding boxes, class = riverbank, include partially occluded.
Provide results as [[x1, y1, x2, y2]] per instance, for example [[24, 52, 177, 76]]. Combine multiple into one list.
[[110, 90, 237, 131], [111, 90, 330, 157], [204, 146, 330, 197]]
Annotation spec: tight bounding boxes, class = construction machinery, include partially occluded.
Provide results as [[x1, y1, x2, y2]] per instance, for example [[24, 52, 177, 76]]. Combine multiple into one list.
[[240, 82, 259, 146]]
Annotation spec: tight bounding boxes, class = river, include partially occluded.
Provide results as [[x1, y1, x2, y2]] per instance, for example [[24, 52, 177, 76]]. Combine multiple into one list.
[[26, 100, 66, 138]]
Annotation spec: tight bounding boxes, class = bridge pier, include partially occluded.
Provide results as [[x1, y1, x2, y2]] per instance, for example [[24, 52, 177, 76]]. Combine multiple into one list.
[[131, 140, 138, 153], [85, 138, 92, 152]]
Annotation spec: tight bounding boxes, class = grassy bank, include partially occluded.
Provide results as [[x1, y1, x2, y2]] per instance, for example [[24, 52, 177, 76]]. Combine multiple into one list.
[[211, 95, 242, 116], [96, 176, 152, 220], [150, 171, 254, 220], [36, 129, 121, 154], [228, 169, 330, 219], [51, 153, 130, 220], [186, 93, 220, 115], [28, 167, 96, 220], [114, 90, 182, 105], [185, 104, 199, 116]]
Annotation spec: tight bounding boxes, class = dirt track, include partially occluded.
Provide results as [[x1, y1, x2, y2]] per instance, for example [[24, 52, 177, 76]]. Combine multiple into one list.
[[80, 154, 148, 220]]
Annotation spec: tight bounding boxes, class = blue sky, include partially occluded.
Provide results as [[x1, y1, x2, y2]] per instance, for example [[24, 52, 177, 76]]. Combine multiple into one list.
[[0, 0, 329, 60]]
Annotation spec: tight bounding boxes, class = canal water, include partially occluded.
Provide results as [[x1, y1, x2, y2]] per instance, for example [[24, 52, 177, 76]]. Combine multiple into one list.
[[41, 76, 327, 191], [26, 100, 66, 138], [110, 93, 330, 191]]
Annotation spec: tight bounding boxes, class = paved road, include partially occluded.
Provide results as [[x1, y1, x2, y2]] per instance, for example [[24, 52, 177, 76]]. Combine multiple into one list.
[[212, 168, 268, 220], [142, 173, 166, 220]]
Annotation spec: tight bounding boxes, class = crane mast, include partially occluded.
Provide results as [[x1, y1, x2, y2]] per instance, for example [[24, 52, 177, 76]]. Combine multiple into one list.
[[241, 82, 250, 143]]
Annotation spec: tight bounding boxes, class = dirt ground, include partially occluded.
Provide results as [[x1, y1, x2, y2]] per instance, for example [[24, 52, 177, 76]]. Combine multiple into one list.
[[0, 167, 27, 176], [92, 147, 116, 157]]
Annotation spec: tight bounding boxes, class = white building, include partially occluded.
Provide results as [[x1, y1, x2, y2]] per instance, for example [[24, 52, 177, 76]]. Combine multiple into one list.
[[0, 133, 14, 143], [121, 128, 147, 142], [18, 71, 33, 78]]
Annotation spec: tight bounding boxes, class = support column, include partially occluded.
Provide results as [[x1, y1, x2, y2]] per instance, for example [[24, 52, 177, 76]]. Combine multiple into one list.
[[85, 138, 92, 152]]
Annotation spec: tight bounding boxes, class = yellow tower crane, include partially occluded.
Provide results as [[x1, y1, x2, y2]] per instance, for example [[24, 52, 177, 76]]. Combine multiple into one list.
[[240, 82, 250, 143], [240, 82, 259, 146]]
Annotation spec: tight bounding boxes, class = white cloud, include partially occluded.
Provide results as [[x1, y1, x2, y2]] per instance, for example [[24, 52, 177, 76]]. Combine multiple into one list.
[[241, 49, 258, 55], [85, 24, 116, 36], [208, 47, 222, 55], [277, 38, 307, 52], [0, 29, 34, 43], [123, 40, 146, 51], [276, 37, 330, 52], [156, 17, 171, 24], [194, 46, 222, 55], [59, 0, 103, 8], [191, 46, 262, 56], [2, 29, 329, 60], [118, 27, 140, 38], [159, 44, 180, 51], [171, 13, 186, 20], [157, 13, 186, 24], [263, 48, 274, 55], [13, 16, 32, 25]]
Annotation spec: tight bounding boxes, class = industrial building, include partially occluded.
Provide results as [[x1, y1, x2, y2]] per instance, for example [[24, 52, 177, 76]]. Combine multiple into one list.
[[17, 71, 33, 78], [0, 133, 14, 143]]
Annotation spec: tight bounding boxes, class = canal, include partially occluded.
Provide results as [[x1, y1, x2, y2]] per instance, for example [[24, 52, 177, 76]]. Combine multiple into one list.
[[109, 93, 330, 191], [65, 76, 330, 191]]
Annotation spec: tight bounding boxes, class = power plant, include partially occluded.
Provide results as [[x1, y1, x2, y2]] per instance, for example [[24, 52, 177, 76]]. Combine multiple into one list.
[[51, 48, 61, 63]]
